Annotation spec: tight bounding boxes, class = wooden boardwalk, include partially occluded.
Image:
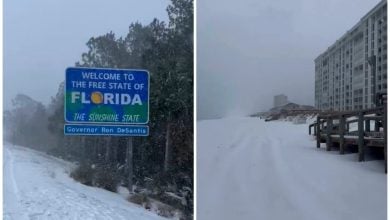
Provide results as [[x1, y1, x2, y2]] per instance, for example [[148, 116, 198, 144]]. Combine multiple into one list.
[[308, 96, 387, 172]]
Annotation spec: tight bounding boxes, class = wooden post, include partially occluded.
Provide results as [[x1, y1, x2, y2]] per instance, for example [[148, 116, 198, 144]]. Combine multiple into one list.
[[326, 117, 332, 151], [358, 112, 365, 162], [346, 122, 349, 133], [375, 119, 380, 132], [316, 117, 321, 148], [365, 118, 370, 132], [127, 137, 133, 193], [309, 124, 311, 135], [339, 115, 345, 154]]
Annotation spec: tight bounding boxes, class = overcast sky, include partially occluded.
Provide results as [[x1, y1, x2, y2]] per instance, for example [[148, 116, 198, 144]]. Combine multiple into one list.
[[4, 0, 169, 110], [197, 0, 381, 120]]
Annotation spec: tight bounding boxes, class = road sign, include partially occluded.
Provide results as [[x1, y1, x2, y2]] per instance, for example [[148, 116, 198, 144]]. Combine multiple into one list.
[[64, 124, 149, 136], [65, 67, 149, 124]]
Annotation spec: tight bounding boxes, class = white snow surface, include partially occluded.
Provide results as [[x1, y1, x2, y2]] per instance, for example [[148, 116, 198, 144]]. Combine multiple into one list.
[[3, 144, 166, 220], [198, 117, 386, 220]]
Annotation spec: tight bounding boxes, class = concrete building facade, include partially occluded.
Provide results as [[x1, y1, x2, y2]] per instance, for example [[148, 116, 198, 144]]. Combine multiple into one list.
[[274, 94, 288, 107], [315, 0, 387, 111]]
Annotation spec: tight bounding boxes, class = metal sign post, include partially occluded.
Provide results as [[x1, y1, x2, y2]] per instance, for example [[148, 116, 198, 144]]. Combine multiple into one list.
[[127, 137, 133, 193]]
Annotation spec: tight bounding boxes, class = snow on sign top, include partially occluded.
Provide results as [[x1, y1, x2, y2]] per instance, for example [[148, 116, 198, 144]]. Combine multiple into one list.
[[65, 67, 149, 124]]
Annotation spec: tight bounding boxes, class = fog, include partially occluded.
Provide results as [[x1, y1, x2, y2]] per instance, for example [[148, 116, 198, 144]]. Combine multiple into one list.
[[197, 0, 380, 120], [4, 0, 169, 110]]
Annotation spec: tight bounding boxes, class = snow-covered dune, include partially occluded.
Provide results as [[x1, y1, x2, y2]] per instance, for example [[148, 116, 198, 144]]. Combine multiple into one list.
[[197, 117, 386, 220], [3, 144, 166, 220]]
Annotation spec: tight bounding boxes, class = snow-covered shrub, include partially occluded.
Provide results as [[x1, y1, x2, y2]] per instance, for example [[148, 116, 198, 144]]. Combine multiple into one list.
[[94, 164, 120, 192], [71, 163, 120, 192], [155, 203, 177, 218], [128, 193, 149, 206], [128, 193, 184, 219], [70, 163, 95, 186]]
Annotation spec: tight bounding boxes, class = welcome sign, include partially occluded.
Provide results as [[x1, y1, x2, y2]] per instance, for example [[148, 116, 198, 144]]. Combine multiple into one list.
[[65, 67, 149, 125]]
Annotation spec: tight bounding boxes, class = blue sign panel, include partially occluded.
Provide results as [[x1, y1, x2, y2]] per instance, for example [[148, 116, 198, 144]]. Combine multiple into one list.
[[64, 124, 149, 136], [65, 67, 149, 124]]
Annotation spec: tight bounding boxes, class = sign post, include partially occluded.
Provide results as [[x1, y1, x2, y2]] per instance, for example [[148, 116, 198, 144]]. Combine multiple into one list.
[[127, 137, 133, 192]]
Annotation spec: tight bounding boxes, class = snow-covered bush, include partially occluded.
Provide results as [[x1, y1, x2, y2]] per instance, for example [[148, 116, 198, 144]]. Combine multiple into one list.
[[71, 163, 120, 192], [128, 193, 149, 207], [70, 163, 95, 186], [94, 165, 120, 192]]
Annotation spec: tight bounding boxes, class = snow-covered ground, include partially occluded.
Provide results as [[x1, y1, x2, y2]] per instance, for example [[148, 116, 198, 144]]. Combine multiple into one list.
[[3, 143, 166, 220], [198, 117, 386, 220]]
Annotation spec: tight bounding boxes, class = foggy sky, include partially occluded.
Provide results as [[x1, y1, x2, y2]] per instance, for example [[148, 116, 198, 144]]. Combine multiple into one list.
[[198, 0, 381, 120], [4, 0, 169, 110]]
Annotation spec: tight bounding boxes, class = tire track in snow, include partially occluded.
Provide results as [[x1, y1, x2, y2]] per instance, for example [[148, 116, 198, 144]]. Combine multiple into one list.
[[262, 131, 319, 219], [4, 146, 29, 220], [262, 124, 353, 220], [199, 119, 293, 219], [198, 118, 386, 220], [5, 147, 20, 200]]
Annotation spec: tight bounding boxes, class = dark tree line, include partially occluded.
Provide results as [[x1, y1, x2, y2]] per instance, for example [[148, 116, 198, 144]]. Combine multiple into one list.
[[4, 0, 193, 218], [4, 94, 54, 150]]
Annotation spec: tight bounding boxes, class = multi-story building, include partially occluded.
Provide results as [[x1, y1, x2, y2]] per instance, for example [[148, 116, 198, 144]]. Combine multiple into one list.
[[274, 94, 288, 107], [315, 0, 387, 111]]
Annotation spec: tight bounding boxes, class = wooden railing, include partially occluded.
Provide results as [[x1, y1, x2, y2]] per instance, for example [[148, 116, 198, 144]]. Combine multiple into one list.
[[309, 95, 387, 172]]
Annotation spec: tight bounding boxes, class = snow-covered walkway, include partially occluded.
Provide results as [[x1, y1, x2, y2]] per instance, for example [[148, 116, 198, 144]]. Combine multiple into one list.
[[198, 117, 386, 220], [3, 144, 166, 220]]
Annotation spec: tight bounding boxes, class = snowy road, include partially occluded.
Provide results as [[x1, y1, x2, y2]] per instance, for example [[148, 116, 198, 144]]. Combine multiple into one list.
[[3, 144, 165, 220], [198, 117, 386, 220]]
